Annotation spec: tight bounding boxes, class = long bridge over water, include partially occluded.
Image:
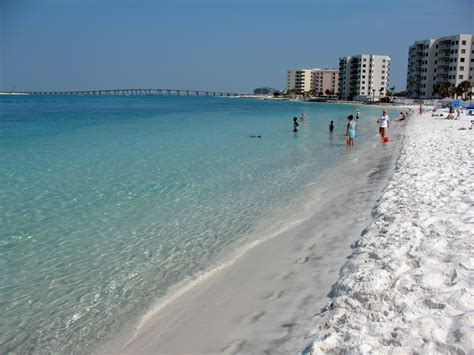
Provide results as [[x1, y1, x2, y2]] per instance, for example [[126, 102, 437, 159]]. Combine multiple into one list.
[[7, 88, 249, 97]]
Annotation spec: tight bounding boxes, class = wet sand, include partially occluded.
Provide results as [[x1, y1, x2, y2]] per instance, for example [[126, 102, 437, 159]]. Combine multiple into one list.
[[110, 122, 405, 354]]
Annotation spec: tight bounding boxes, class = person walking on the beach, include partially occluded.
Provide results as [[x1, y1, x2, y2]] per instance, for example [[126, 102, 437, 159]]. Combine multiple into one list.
[[456, 108, 461, 119], [293, 117, 299, 132], [329, 120, 334, 133], [356, 109, 360, 120], [418, 103, 424, 116], [346, 115, 356, 146], [378, 110, 390, 140]]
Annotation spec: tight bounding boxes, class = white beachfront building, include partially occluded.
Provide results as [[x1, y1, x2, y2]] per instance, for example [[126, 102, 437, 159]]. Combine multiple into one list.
[[287, 68, 339, 95], [406, 34, 474, 99], [338, 55, 390, 101]]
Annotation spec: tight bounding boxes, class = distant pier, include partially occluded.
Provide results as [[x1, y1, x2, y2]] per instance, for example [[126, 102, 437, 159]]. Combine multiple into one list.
[[2, 88, 249, 97]]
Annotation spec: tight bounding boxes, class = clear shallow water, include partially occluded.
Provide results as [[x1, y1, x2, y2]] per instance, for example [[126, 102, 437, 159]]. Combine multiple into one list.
[[0, 95, 397, 352]]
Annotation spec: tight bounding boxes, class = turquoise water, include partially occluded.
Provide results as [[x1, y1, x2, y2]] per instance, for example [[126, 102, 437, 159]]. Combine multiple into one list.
[[0, 95, 397, 352]]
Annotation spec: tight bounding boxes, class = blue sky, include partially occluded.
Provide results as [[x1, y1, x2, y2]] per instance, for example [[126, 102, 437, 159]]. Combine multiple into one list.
[[1, 0, 472, 92]]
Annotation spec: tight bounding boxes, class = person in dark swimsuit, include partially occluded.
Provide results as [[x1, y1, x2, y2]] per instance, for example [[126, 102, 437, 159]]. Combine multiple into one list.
[[293, 117, 299, 132]]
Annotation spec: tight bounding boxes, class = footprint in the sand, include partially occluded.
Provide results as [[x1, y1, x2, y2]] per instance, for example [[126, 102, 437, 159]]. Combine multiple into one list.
[[295, 256, 309, 264], [281, 271, 295, 280], [264, 289, 284, 301], [244, 310, 265, 325], [306, 243, 317, 251], [222, 339, 246, 354]]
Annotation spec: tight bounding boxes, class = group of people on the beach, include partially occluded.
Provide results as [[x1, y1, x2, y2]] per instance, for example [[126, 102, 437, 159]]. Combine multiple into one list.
[[293, 108, 396, 146]]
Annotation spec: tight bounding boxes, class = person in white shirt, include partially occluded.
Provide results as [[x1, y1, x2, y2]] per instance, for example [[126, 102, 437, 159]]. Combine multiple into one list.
[[378, 110, 390, 140]]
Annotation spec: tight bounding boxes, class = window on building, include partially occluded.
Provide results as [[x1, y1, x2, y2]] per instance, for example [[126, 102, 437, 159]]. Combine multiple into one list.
[[363, 64, 366, 67], [460, 66, 464, 71], [460, 58, 465, 62], [459, 75, 463, 79], [434, 68, 436, 72], [456, 40, 459, 45], [362, 70, 366, 73], [381, 70, 385, 74], [382, 59, 386, 62], [435, 60, 437, 64], [462, 40, 466, 45], [381, 76, 385, 79], [451, 41, 455, 45], [461, 49, 466, 54]]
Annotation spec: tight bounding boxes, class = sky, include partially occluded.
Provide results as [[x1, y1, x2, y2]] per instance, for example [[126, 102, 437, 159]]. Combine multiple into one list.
[[1, 0, 473, 93]]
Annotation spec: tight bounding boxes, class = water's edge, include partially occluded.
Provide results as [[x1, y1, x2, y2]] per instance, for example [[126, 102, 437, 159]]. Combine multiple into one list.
[[104, 111, 407, 353]]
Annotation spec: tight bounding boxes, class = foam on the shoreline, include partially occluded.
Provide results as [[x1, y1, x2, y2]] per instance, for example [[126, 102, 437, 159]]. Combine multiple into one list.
[[305, 111, 474, 353]]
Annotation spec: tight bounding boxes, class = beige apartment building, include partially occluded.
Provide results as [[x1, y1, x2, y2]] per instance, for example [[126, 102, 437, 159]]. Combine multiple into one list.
[[406, 34, 474, 99], [339, 55, 390, 101], [312, 69, 339, 95], [287, 68, 339, 95]]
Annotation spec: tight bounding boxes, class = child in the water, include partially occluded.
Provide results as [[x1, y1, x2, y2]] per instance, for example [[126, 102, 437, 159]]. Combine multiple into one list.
[[346, 115, 356, 146]]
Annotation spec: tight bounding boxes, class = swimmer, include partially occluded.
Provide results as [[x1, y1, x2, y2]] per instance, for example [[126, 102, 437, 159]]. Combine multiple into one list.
[[293, 117, 299, 132]]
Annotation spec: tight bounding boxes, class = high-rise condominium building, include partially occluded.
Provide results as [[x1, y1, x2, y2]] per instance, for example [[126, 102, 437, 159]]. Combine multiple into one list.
[[312, 69, 339, 95], [338, 55, 390, 101], [406, 34, 474, 99], [287, 69, 313, 93], [287, 68, 339, 95]]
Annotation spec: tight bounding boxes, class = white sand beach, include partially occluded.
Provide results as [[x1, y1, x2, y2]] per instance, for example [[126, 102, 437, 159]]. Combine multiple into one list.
[[306, 111, 474, 353], [103, 108, 473, 355]]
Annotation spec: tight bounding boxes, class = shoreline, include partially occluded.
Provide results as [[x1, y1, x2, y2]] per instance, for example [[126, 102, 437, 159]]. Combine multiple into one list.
[[305, 111, 473, 353], [102, 112, 408, 353]]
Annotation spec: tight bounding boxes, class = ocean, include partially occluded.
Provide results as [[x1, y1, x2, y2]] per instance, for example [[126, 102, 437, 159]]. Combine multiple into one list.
[[0, 95, 398, 352]]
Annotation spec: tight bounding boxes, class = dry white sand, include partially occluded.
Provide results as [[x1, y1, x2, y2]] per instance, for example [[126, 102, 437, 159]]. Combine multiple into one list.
[[102, 116, 406, 354], [306, 111, 473, 354]]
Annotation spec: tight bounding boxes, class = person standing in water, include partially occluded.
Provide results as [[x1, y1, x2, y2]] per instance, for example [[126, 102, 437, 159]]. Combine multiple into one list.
[[329, 120, 334, 133], [346, 115, 356, 146], [378, 110, 390, 140], [301, 112, 305, 122], [356, 109, 360, 120], [293, 117, 299, 132]]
